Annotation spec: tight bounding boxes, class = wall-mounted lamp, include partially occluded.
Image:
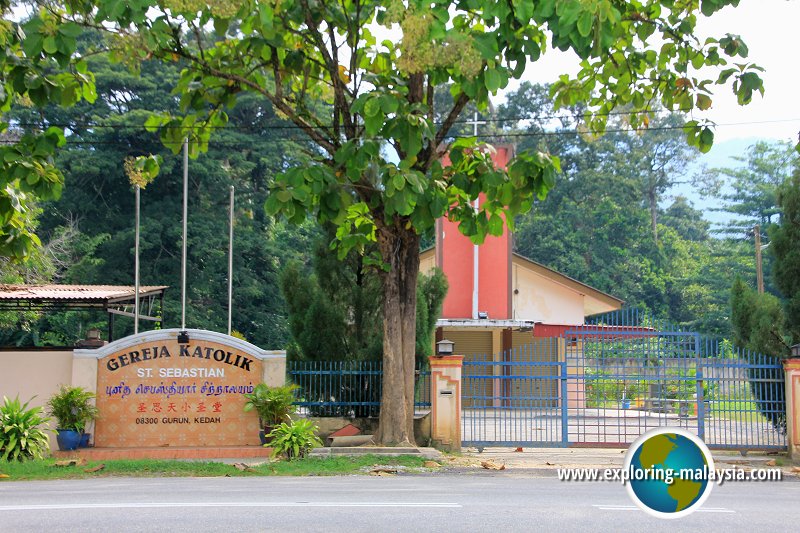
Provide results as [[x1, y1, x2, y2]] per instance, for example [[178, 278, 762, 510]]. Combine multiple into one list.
[[792, 343, 800, 358], [177, 330, 190, 344], [436, 339, 454, 356]]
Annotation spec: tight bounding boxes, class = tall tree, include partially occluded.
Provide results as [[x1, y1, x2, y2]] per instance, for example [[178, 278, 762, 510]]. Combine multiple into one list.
[[770, 165, 800, 344], [10, 1, 764, 445], [607, 113, 698, 244], [712, 141, 799, 236]]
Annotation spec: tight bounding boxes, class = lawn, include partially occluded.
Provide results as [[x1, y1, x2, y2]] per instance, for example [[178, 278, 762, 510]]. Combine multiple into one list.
[[0, 455, 433, 481]]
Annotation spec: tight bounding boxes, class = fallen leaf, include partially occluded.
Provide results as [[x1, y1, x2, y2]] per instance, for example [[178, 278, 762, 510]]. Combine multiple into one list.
[[515, 447, 523, 453], [790, 466, 800, 474], [84, 464, 105, 473], [233, 463, 256, 473], [545, 461, 554, 466], [766, 460, 777, 467], [0, 474, 9, 478], [370, 468, 397, 475], [481, 461, 505, 471]]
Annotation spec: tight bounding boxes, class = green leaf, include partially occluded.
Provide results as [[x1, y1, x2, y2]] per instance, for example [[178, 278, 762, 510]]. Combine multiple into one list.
[[512, 0, 535, 21], [42, 36, 57, 55], [696, 94, 712, 111], [485, 69, 502, 92], [473, 33, 499, 60], [577, 12, 594, 37], [488, 213, 504, 236]]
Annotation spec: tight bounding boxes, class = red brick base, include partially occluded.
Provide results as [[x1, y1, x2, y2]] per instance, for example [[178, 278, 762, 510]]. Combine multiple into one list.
[[53, 446, 273, 461]]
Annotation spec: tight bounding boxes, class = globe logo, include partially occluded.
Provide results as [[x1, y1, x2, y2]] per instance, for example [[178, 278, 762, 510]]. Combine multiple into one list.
[[624, 428, 715, 518]]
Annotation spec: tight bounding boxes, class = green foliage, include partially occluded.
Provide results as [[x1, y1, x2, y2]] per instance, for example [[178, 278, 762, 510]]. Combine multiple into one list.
[[416, 268, 449, 360], [0, 4, 97, 259], [43, 0, 757, 264], [585, 370, 644, 407], [46, 385, 98, 432], [4, 35, 317, 347], [266, 419, 323, 461], [730, 277, 788, 357], [730, 277, 787, 433], [0, 396, 52, 462], [242, 383, 298, 428], [770, 166, 800, 344], [280, 241, 448, 361]]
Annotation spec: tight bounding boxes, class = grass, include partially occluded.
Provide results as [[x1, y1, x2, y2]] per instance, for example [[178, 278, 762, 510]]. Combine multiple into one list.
[[710, 399, 771, 423], [0, 454, 432, 481]]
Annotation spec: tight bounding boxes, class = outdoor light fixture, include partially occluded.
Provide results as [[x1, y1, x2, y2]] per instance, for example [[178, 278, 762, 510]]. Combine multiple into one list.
[[478, 311, 488, 319], [436, 339, 454, 356], [792, 343, 800, 358], [177, 331, 190, 344]]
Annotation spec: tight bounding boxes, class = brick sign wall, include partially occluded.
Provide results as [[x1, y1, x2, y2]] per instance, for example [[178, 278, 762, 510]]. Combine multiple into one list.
[[95, 336, 263, 447]]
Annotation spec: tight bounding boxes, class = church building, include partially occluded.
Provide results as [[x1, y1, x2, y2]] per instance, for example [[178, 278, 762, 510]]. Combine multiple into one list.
[[420, 145, 624, 360]]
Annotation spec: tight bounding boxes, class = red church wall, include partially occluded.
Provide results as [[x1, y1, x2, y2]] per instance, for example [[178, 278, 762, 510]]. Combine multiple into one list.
[[437, 146, 513, 320], [437, 217, 475, 318]]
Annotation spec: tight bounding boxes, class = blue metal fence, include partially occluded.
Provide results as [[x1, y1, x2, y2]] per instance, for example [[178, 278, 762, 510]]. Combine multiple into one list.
[[460, 309, 786, 451], [287, 309, 786, 451], [287, 361, 431, 418]]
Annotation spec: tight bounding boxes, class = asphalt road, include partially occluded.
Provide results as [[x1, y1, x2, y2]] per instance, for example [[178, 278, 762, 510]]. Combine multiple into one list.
[[1, 472, 797, 532]]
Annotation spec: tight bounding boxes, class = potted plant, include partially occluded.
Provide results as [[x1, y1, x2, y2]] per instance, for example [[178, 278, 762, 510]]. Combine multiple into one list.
[[243, 383, 299, 444], [46, 386, 99, 451]]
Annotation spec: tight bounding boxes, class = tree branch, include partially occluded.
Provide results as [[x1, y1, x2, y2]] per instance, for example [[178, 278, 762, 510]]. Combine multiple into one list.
[[424, 92, 470, 170], [170, 49, 337, 155]]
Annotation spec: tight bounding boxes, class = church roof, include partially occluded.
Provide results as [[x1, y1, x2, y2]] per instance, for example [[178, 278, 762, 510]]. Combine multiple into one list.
[[510, 253, 624, 310], [420, 246, 623, 310]]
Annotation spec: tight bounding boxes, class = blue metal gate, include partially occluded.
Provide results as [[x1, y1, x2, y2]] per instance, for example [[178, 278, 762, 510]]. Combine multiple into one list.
[[461, 310, 787, 450], [462, 338, 569, 447]]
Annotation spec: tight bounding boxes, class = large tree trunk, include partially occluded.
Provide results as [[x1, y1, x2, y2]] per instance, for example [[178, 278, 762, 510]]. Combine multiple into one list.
[[374, 219, 420, 446]]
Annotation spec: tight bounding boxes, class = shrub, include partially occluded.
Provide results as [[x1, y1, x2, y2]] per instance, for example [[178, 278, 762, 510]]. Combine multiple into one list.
[[46, 385, 99, 432], [1, 396, 52, 462], [266, 419, 322, 460]]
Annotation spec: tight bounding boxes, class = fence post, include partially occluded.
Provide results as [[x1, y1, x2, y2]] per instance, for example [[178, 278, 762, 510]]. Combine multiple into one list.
[[560, 360, 569, 444], [784, 358, 800, 459], [429, 355, 463, 453], [262, 351, 287, 387], [695, 334, 705, 441]]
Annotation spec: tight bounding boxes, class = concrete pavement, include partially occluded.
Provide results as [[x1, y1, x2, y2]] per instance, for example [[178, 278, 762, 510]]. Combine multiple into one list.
[[458, 446, 798, 477]]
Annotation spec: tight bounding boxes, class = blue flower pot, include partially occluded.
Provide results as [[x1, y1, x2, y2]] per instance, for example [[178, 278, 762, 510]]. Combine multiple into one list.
[[621, 399, 631, 410], [56, 429, 82, 451], [79, 433, 91, 448]]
